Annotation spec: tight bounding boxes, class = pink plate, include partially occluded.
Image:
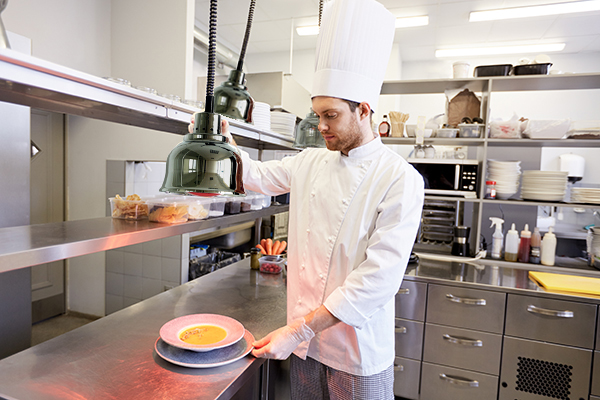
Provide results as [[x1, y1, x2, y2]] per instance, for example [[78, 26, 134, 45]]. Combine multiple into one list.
[[159, 314, 245, 352]]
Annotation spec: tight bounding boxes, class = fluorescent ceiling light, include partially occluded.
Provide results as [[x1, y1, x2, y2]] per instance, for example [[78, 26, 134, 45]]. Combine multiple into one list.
[[470, 0, 600, 22], [395, 15, 429, 28], [435, 43, 566, 57], [296, 26, 320, 36], [296, 15, 429, 36]]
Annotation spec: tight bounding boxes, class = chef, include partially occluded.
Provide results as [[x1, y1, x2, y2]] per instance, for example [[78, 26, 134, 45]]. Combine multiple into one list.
[[199, 0, 424, 398]]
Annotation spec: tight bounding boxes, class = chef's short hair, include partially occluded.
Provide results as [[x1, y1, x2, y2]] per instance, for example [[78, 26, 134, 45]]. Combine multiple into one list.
[[344, 99, 374, 121]]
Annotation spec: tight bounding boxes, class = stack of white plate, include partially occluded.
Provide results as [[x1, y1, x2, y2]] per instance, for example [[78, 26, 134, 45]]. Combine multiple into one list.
[[487, 160, 522, 199], [270, 111, 297, 137], [252, 102, 271, 131], [570, 187, 600, 204], [521, 171, 568, 201]]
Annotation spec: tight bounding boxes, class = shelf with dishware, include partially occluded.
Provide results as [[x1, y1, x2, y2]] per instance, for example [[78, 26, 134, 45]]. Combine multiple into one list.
[[382, 137, 485, 147]]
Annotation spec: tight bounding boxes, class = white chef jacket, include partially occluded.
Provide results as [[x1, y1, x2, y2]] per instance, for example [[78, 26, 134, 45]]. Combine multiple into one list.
[[240, 136, 424, 376]]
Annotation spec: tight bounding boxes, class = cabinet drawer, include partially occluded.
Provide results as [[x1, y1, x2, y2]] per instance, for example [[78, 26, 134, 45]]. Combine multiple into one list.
[[593, 351, 600, 396], [426, 284, 506, 333], [393, 356, 421, 400], [395, 318, 424, 360], [423, 323, 502, 375], [505, 294, 597, 348], [395, 280, 427, 321], [591, 396, 600, 400], [499, 336, 592, 400], [420, 362, 498, 400]]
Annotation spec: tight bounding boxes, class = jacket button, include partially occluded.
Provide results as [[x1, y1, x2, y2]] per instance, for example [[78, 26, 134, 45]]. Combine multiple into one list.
[[342, 199, 348, 205]]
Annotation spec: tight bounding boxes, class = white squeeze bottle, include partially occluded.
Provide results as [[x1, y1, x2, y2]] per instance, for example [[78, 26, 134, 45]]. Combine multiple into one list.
[[505, 223, 519, 262], [489, 217, 504, 259], [541, 226, 557, 266]]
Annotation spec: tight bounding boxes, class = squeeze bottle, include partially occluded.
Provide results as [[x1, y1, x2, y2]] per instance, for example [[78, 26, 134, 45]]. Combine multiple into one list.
[[529, 227, 542, 264], [489, 217, 504, 259], [541, 227, 557, 266], [518, 224, 531, 263], [505, 223, 519, 262]]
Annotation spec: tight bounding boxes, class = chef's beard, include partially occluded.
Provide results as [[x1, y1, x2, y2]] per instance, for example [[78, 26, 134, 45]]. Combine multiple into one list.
[[323, 115, 364, 155]]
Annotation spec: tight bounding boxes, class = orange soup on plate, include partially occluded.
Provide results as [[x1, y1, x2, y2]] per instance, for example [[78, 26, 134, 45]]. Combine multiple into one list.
[[179, 325, 227, 345]]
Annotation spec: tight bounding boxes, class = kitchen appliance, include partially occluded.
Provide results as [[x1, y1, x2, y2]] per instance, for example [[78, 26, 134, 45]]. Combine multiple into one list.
[[418, 199, 462, 252], [451, 226, 470, 256], [293, 108, 325, 148], [559, 152, 585, 183], [409, 158, 479, 198]]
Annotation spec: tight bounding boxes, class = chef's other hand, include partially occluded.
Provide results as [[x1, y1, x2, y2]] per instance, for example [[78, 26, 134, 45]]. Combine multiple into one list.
[[251, 317, 315, 360], [188, 115, 235, 145]]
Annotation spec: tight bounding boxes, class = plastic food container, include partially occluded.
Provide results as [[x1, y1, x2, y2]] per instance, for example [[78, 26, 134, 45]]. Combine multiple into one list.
[[251, 195, 263, 211], [259, 194, 271, 209], [109, 196, 148, 220], [512, 63, 552, 75], [147, 198, 189, 223], [184, 198, 212, 220], [458, 123, 484, 138], [224, 198, 242, 214], [241, 195, 255, 212], [209, 197, 227, 217], [474, 64, 512, 77], [259, 255, 286, 274], [436, 128, 458, 138]]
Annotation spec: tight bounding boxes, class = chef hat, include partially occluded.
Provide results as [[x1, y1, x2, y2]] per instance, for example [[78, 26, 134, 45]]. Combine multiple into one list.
[[311, 0, 395, 111]]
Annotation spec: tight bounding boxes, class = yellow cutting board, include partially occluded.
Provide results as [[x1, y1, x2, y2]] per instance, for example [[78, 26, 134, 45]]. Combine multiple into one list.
[[529, 271, 600, 298]]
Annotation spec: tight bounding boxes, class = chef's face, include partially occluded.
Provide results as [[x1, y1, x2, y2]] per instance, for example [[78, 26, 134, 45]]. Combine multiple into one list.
[[312, 96, 371, 155]]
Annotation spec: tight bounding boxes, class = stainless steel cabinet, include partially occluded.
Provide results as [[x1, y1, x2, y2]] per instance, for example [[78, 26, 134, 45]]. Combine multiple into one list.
[[505, 294, 597, 349], [597, 308, 600, 350], [420, 362, 498, 400], [593, 351, 600, 396], [423, 323, 502, 375], [426, 284, 506, 333], [395, 280, 427, 321], [394, 356, 421, 400], [395, 318, 424, 361], [498, 336, 593, 400]]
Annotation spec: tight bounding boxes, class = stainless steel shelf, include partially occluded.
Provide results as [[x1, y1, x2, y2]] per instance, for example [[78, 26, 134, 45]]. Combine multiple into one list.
[[482, 198, 600, 209], [0, 205, 289, 274], [381, 77, 490, 95], [382, 137, 484, 146], [487, 138, 600, 147], [424, 195, 480, 203]]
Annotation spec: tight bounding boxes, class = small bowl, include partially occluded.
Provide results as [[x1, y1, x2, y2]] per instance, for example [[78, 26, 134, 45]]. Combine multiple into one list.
[[259, 255, 286, 274]]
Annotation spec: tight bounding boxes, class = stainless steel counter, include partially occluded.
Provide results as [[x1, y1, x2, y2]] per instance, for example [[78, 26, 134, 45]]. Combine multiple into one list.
[[0, 258, 287, 400]]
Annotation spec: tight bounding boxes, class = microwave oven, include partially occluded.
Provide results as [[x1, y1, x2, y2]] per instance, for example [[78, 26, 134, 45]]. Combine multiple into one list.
[[408, 158, 479, 198]]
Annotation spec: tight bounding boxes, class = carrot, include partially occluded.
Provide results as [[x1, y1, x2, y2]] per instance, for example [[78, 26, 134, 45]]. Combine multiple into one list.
[[278, 241, 287, 254], [266, 238, 273, 255], [256, 244, 267, 255], [261, 239, 267, 250], [272, 240, 280, 256]]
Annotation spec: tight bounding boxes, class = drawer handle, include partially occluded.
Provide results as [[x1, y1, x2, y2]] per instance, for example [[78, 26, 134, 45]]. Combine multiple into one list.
[[395, 327, 407, 334], [526, 304, 574, 318], [446, 293, 486, 306], [439, 373, 479, 388], [394, 364, 404, 372], [397, 288, 410, 295], [442, 334, 483, 347]]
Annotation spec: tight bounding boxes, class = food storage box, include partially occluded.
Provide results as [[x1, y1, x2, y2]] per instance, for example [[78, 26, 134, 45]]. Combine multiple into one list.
[[209, 197, 227, 217], [259, 194, 271, 208], [513, 63, 552, 75], [251, 195, 263, 211], [224, 198, 242, 214], [474, 64, 512, 77], [240, 195, 256, 212], [458, 123, 484, 138], [147, 198, 189, 223], [184, 197, 212, 220], [259, 255, 286, 274], [109, 195, 148, 220], [436, 128, 458, 138]]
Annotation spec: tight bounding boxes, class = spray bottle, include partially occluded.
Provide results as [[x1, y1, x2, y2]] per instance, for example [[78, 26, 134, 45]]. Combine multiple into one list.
[[489, 217, 504, 259], [505, 223, 519, 262]]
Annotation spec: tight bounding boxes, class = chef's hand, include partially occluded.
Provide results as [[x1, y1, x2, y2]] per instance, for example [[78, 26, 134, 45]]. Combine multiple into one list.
[[251, 317, 315, 360], [188, 115, 236, 146]]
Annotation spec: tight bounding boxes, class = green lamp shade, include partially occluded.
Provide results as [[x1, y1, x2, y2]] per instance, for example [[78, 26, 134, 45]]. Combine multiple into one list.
[[293, 109, 325, 149], [214, 70, 254, 122]]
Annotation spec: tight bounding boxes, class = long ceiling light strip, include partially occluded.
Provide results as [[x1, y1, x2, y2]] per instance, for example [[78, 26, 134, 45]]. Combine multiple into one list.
[[435, 43, 566, 57], [296, 15, 428, 36], [470, 0, 600, 22]]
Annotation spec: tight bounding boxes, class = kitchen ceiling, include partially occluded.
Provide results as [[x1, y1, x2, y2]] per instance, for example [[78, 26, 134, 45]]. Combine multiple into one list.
[[194, 0, 600, 61]]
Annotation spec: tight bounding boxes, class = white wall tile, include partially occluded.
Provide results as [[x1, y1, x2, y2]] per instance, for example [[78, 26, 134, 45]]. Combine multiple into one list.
[[142, 255, 162, 279], [142, 240, 162, 257], [106, 294, 123, 315], [142, 278, 162, 300], [106, 272, 124, 296], [106, 250, 124, 274], [123, 297, 141, 308], [161, 236, 182, 259], [161, 281, 179, 292], [161, 257, 181, 283], [123, 243, 144, 254], [133, 181, 148, 196], [123, 253, 143, 277], [123, 275, 143, 299]]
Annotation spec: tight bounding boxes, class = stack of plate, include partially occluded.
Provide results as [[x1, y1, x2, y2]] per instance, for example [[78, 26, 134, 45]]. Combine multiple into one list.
[[155, 314, 254, 368], [521, 171, 568, 201], [570, 187, 600, 204], [270, 111, 297, 136], [487, 160, 521, 199], [252, 102, 271, 131]]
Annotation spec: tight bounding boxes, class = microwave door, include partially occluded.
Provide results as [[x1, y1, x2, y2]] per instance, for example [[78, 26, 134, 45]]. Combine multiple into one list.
[[454, 164, 460, 190]]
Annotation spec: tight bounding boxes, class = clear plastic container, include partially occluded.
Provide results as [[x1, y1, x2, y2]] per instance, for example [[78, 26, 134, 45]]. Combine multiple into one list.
[[458, 123, 484, 138], [259, 194, 271, 209], [224, 198, 242, 214], [184, 197, 212, 220], [259, 255, 286, 274], [436, 128, 458, 138], [147, 198, 189, 223], [109, 196, 148, 220], [209, 197, 227, 217], [251, 195, 263, 211], [240, 195, 255, 213]]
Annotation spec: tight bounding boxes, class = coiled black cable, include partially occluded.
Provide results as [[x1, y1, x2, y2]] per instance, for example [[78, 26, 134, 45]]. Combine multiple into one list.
[[237, 0, 256, 72], [205, 0, 218, 113], [319, 0, 323, 26]]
